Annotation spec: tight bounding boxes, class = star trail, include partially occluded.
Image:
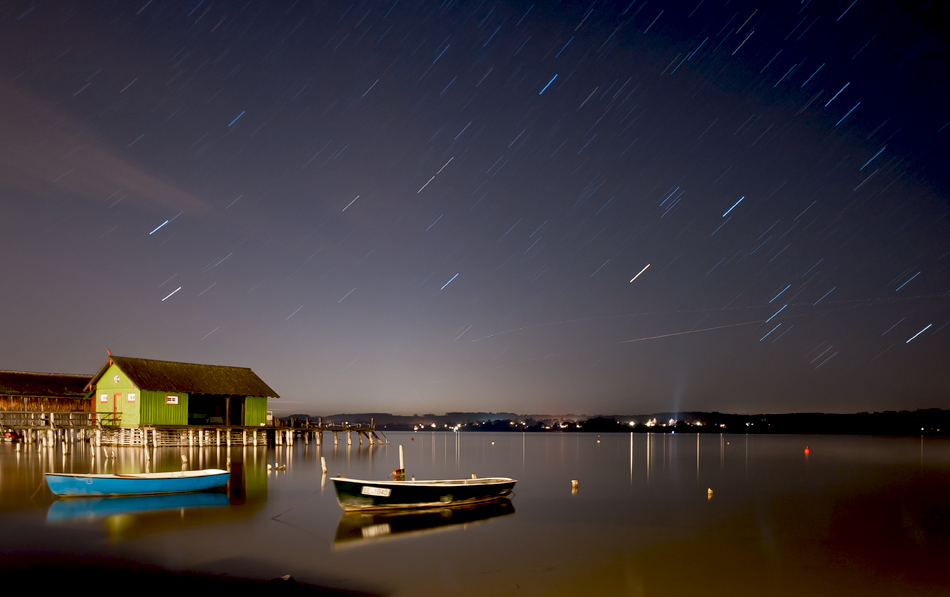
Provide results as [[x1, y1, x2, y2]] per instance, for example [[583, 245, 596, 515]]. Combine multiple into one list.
[[0, 0, 947, 416]]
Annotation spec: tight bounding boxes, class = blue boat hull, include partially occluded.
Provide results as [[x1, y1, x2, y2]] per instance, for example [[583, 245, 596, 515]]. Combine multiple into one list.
[[45, 470, 230, 497]]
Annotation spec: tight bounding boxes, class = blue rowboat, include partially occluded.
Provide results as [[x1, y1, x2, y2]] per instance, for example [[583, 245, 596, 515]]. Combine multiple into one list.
[[45, 469, 230, 497], [331, 476, 516, 511]]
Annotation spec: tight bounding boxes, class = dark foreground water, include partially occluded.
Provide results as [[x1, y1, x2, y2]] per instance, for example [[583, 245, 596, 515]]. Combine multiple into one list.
[[3, 432, 950, 595]]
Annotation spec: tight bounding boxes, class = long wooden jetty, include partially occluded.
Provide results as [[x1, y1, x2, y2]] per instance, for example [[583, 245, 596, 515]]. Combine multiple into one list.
[[0, 411, 384, 447]]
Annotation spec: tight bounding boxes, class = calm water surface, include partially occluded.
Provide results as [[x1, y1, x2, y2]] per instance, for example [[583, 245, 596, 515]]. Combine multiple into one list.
[[3, 432, 950, 595]]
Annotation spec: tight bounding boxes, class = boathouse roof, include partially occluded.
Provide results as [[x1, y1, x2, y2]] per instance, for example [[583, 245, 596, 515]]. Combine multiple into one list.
[[88, 355, 280, 398], [0, 371, 92, 398]]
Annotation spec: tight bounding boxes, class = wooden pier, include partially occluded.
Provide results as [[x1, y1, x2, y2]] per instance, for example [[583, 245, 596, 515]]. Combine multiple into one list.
[[0, 411, 384, 447]]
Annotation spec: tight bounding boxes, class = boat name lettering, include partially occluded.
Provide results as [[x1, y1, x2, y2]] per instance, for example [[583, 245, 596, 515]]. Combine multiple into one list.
[[361, 486, 391, 497]]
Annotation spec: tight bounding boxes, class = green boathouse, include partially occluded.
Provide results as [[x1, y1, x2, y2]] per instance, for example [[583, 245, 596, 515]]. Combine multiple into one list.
[[87, 354, 279, 428]]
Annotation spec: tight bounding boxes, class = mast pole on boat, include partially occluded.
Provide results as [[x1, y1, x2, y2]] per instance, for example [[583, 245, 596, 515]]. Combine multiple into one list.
[[394, 445, 406, 480]]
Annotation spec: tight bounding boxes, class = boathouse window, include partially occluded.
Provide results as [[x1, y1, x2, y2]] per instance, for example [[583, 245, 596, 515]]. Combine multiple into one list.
[[127, 393, 136, 403], [166, 395, 179, 405], [100, 393, 108, 403]]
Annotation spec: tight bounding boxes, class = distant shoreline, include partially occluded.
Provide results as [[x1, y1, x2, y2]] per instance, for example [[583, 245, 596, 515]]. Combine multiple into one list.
[[276, 409, 950, 436]]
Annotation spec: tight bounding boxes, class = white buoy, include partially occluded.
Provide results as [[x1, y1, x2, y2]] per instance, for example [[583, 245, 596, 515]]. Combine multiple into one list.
[[707, 488, 714, 500], [571, 479, 579, 490]]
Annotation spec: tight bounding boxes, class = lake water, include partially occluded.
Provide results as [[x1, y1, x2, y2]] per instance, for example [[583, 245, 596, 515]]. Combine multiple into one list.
[[3, 431, 950, 595]]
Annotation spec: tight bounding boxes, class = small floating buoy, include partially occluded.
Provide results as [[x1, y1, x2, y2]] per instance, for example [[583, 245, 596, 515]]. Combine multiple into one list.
[[491, 441, 495, 445], [571, 479, 579, 490], [804, 446, 810, 455], [707, 488, 714, 500], [411, 437, 415, 441], [596, 439, 600, 443], [472, 473, 477, 479]]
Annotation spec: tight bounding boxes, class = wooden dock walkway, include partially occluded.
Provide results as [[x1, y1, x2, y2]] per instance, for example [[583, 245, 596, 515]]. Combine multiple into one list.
[[0, 411, 385, 447]]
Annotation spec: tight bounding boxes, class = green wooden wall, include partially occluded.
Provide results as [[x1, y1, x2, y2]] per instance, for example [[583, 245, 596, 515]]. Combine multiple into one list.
[[245, 396, 267, 426], [140, 389, 189, 425], [94, 363, 140, 427]]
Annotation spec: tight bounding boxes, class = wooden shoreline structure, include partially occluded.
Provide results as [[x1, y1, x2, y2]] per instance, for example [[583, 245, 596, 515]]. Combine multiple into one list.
[[0, 411, 384, 447], [2, 354, 385, 448]]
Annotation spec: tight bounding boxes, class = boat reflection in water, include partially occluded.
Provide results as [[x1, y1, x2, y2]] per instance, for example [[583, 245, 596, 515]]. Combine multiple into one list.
[[333, 498, 515, 549], [46, 491, 229, 522]]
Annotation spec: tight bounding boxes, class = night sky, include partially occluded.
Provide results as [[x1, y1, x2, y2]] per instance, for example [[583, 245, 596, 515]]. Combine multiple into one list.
[[1, 1, 948, 416]]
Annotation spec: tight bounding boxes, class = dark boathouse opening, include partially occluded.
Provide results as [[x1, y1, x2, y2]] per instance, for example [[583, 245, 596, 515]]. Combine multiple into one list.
[[187, 394, 246, 426]]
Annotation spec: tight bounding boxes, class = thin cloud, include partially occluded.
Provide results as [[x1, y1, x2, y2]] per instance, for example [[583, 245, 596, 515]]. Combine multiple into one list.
[[0, 80, 216, 217]]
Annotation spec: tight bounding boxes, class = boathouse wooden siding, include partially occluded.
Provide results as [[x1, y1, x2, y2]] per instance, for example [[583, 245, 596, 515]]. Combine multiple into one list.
[[0, 371, 92, 412], [88, 355, 278, 428], [245, 396, 267, 426]]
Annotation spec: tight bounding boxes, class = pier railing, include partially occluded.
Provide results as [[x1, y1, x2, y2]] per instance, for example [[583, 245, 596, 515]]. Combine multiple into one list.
[[0, 411, 121, 429]]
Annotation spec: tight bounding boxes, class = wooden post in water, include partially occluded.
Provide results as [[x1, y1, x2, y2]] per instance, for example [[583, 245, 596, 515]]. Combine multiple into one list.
[[321, 456, 327, 474], [227, 428, 232, 447], [333, 431, 338, 446], [243, 429, 247, 446], [347, 431, 352, 446]]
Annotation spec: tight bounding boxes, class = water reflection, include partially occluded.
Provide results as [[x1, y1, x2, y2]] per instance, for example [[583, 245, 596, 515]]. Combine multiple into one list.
[[47, 491, 229, 521], [333, 498, 515, 549], [5, 433, 950, 595]]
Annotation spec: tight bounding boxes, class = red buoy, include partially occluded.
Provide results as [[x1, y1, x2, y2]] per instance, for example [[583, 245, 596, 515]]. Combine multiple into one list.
[[804, 446, 810, 455]]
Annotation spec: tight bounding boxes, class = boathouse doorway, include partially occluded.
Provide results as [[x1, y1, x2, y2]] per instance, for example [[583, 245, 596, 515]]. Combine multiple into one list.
[[188, 394, 245, 425]]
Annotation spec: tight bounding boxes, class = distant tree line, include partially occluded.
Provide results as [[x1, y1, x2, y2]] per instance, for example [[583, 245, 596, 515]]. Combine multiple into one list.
[[285, 409, 950, 436]]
